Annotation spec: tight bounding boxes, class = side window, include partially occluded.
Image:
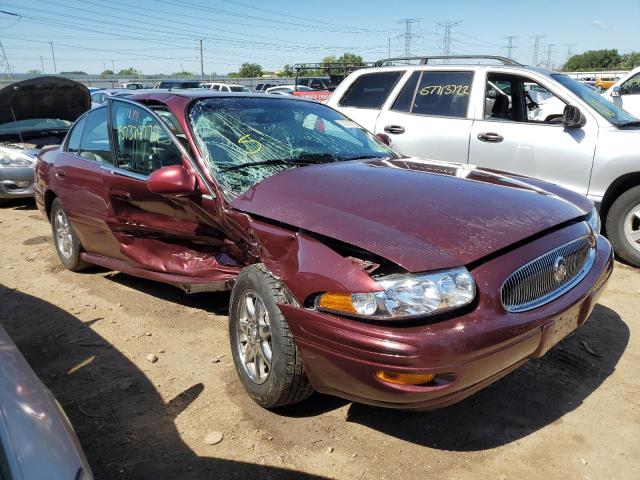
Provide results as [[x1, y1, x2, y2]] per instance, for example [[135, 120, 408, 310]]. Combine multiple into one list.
[[65, 116, 87, 154], [622, 73, 640, 94], [485, 77, 515, 121], [79, 108, 113, 164], [411, 71, 474, 118], [338, 71, 403, 109], [391, 72, 420, 112], [524, 82, 566, 123], [111, 102, 182, 176]]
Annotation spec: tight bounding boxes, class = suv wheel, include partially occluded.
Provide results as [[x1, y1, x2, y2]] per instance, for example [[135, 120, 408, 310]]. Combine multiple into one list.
[[229, 264, 313, 409], [50, 198, 90, 271], [606, 186, 640, 267]]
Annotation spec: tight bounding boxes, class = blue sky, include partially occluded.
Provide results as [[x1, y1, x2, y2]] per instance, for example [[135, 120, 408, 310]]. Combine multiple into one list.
[[0, 0, 637, 75]]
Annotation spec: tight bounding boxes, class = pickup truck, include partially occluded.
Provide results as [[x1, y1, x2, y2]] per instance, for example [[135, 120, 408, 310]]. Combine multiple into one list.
[[327, 56, 640, 267]]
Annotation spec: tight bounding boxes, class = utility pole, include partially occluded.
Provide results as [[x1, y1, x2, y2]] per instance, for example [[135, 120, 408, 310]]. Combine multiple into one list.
[[111, 59, 115, 73], [545, 44, 555, 70], [41, 56, 45, 73], [531, 35, 545, 66], [388, 37, 391, 58], [397, 18, 422, 61], [0, 42, 13, 80], [504, 35, 518, 59], [436, 20, 462, 62], [199, 39, 204, 77], [50, 42, 57, 74]]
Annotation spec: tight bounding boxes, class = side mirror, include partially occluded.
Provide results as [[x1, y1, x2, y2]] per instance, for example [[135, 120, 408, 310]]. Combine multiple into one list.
[[375, 133, 391, 146], [147, 165, 196, 196], [611, 86, 621, 97], [562, 105, 586, 128]]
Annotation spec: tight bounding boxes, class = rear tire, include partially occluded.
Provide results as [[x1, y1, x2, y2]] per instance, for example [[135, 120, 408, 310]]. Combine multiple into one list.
[[229, 264, 313, 409], [50, 198, 90, 271], [605, 186, 640, 267]]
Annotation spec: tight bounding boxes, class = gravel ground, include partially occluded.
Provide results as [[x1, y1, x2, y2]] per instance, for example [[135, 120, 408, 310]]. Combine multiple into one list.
[[0, 200, 638, 480]]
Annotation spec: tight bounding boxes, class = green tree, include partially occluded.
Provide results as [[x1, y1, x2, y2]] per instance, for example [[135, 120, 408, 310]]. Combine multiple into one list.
[[322, 53, 364, 67], [100, 69, 114, 77], [27, 69, 41, 75], [238, 62, 263, 78], [278, 64, 294, 77], [621, 52, 640, 69], [563, 49, 621, 71], [172, 71, 194, 77], [117, 67, 141, 76]]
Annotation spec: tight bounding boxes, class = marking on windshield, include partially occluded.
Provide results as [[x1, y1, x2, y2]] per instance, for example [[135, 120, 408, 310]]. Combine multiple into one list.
[[238, 134, 263, 155]]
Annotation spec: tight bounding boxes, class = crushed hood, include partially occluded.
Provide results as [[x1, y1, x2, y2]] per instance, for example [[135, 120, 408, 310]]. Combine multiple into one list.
[[0, 76, 90, 127], [231, 158, 592, 272]]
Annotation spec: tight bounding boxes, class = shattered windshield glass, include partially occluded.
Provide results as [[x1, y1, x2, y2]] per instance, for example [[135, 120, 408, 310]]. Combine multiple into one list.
[[188, 97, 395, 195]]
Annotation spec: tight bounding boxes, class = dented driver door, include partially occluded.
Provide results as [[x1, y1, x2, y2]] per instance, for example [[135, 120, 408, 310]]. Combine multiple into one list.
[[102, 98, 231, 279]]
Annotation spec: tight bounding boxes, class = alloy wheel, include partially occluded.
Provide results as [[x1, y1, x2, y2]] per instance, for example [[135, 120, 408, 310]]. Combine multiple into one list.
[[235, 290, 272, 384], [624, 205, 640, 254], [54, 209, 73, 260]]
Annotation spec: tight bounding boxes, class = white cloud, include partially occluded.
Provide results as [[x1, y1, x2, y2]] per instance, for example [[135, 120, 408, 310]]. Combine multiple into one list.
[[592, 20, 610, 30]]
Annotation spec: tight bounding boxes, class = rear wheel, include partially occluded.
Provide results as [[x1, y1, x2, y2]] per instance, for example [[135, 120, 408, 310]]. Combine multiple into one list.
[[229, 264, 313, 409], [50, 198, 90, 271], [606, 186, 640, 267]]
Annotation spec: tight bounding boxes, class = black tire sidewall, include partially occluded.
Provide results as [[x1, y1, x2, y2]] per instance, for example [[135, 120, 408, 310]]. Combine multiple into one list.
[[606, 186, 640, 267], [228, 266, 294, 408]]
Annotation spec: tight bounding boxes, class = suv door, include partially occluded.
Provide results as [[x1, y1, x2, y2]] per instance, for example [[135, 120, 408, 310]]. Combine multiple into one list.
[[334, 70, 405, 131], [468, 71, 598, 195], [374, 69, 475, 162], [612, 71, 640, 117]]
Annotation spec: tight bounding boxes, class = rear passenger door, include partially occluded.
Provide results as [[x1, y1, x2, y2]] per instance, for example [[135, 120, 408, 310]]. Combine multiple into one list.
[[334, 70, 405, 131], [374, 70, 475, 162]]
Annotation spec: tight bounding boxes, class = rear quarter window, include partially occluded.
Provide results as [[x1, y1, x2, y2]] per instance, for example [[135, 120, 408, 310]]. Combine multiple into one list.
[[409, 71, 474, 118], [65, 115, 87, 153], [338, 71, 404, 109]]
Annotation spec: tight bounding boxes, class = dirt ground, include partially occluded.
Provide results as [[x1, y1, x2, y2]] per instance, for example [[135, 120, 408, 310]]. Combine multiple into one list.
[[0, 200, 638, 480]]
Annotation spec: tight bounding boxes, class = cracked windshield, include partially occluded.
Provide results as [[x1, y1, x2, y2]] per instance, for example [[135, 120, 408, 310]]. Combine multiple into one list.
[[189, 97, 395, 195]]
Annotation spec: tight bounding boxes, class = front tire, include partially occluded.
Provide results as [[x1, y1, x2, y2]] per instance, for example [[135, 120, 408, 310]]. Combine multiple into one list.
[[229, 264, 313, 409], [606, 186, 640, 267], [50, 198, 90, 271]]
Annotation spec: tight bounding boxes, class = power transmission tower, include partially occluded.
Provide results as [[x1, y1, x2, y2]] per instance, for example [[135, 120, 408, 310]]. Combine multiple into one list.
[[504, 35, 518, 59], [531, 35, 545, 66], [545, 43, 555, 69], [397, 18, 422, 60], [436, 20, 462, 62], [199, 39, 204, 77], [0, 42, 13, 80], [565, 43, 576, 61]]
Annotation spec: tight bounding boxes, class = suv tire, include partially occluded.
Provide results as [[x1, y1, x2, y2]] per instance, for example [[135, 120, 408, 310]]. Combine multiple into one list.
[[50, 198, 90, 271], [229, 264, 313, 409], [606, 186, 640, 267]]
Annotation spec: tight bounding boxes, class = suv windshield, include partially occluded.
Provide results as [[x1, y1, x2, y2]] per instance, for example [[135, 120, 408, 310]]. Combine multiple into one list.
[[189, 97, 395, 195], [552, 74, 638, 126]]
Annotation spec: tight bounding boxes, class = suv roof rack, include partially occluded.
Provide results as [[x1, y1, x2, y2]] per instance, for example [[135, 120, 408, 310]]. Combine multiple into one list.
[[374, 55, 523, 67]]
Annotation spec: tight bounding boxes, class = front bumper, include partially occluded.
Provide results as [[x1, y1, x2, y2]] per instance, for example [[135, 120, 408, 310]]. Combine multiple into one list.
[[0, 166, 35, 199], [279, 223, 614, 410]]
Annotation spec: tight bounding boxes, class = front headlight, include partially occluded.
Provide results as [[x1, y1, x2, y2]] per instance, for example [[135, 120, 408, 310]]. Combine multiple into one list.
[[0, 147, 34, 167], [316, 267, 476, 319], [585, 206, 601, 236]]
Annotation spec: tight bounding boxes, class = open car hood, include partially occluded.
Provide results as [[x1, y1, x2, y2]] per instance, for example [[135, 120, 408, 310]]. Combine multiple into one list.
[[231, 158, 593, 273], [0, 76, 90, 127]]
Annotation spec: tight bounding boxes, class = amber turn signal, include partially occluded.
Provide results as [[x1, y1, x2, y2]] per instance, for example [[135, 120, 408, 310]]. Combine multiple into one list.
[[375, 370, 436, 386], [317, 292, 357, 314]]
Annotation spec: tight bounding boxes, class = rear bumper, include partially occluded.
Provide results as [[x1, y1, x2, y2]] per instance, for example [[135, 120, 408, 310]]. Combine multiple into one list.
[[0, 166, 34, 199], [279, 229, 613, 410]]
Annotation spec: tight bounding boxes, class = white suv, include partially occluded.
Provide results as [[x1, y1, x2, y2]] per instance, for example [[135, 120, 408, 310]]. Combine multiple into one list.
[[328, 56, 640, 266], [602, 66, 640, 118]]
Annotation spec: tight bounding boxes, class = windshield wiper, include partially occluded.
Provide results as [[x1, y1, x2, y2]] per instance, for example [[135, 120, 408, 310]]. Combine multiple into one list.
[[618, 120, 640, 128], [219, 158, 295, 172]]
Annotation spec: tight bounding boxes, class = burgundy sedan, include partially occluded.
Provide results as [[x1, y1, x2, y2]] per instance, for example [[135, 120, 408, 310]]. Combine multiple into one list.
[[35, 91, 613, 410]]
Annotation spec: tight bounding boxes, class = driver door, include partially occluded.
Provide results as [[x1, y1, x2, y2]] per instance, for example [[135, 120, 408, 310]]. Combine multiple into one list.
[[468, 71, 598, 195]]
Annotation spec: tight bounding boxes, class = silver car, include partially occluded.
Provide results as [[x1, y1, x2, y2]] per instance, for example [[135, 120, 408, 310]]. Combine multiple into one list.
[[0, 77, 90, 205], [0, 323, 93, 479]]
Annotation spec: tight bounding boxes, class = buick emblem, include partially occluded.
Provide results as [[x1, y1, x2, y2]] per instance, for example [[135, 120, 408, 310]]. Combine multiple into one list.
[[553, 256, 567, 283]]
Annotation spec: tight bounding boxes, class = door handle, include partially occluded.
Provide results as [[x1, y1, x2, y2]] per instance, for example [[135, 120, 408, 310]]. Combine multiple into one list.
[[54, 168, 66, 178], [477, 132, 504, 143], [111, 190, 133, 201], [384, 125, 405, 135]]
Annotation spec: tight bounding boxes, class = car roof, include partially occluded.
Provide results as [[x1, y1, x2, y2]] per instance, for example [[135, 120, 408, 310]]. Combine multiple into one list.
[[129, 90, 310, 102], [353, 63, 556, 78]]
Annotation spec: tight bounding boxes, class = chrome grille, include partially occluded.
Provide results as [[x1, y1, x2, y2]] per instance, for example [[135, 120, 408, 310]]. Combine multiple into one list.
[[501, 236, 596, 313]]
